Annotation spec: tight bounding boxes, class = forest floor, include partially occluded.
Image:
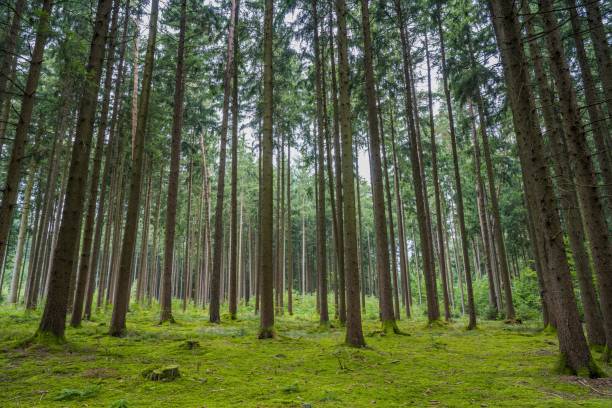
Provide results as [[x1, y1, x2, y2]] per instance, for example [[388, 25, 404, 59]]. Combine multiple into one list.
[[1, 296, 611, 407]]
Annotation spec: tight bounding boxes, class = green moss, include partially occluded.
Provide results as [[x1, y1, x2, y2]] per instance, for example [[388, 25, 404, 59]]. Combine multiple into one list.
[[0, 297, 610, 407]]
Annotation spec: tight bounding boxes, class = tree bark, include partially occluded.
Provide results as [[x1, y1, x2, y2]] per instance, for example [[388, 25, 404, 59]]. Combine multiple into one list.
[[425, 32, 451, 321], [0, 0, 53, 282], [335, 0, 365, 347], [258, 0, 274, 339], [539, 0, 612, 358], [71, 0, 121, 327], [436, 9, 476, 328], [37, 0, 112, 339], [8, 167, 34, 303], [109, 0, 159, 336], [393, 0, 439, 322], [490, 0, 597, 376], [210, 0, 240, 324], [523, 5, 605, 345], [360, 0, 397, 332]]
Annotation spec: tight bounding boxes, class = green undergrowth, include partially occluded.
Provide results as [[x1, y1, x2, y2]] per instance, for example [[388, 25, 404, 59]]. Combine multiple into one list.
[[0, 296, 610, 407]]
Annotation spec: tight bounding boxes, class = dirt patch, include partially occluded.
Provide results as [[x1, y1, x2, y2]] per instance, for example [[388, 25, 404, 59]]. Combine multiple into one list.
[[561, 375, 612, 397], [82, 367, 120, 379]]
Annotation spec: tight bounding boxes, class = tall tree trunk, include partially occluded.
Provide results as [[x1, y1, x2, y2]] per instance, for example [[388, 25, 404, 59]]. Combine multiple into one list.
[[389, 110, 410, 318], [539, 0, 612, 358], [378, 104, 400, 320], [425, 32, 451, 321], [335, 0, 365, 347], [109, 0, 160, 336], [8, 167, 34, 303], [393, 0, 439, 322], [210, 0, 240, 324], [38, 0, 112, 339], [490, 0, 598, 376], [470, 103, 499, 315], [0, 0, 53, 282], [229, 0, 241, 320], [258, 0, 275, 339], [360, 0, 397, 332], [523, 5, 605, 345], [159, 0, 186, 323], [436, 9, 476, 328], [286, 143, 293, 315], [312, 0, 328, 326], [183, 156, 193, 310], [328, 8, 346, 324], [71, 0, 121, 327]]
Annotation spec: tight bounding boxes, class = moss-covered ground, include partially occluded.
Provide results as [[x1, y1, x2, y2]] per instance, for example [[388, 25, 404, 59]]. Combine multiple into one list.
[[1, 296, 610, 407]]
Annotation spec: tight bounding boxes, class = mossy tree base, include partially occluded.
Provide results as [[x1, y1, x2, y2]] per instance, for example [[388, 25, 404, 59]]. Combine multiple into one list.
[[556, 354, 605, 379], [258, 327, 275, 339]]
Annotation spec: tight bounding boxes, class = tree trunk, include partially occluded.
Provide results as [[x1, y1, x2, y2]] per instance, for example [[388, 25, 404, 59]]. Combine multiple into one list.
[[389, 110, 410, 318], [0, 0, 25, 118], [425, 32, 451, 321], [359, 0, 397, 332], [582, 0, 612, 118], [393, 0, 439, 322], [258, 0, 274, 339], [37, 0, 112, 340], [229, 0, 241, 319], [523, 5, 605, 345], [286, 143, 293, 315], [539, 0, 612, 359], [210, 0, 239, 324], [490, 0, 597, 376], [8, 168, 34, 303], [328, 9, 346, 324], [335, 0, 365, 347], [312, 0, 328, 326], [436, 9, 476, 328], [109, 0, 159, 336], [71, 0, 121, 327], [0, 0, 53, 282], [566, 0, 612, 204]]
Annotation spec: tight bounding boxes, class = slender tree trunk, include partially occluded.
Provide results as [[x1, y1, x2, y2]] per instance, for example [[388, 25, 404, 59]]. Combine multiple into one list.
[[286, 143, 293, 315], [436, 9, 476, 328], [312, 0, 328, 326], [389, 112, 410, 317], [424, 32, 451, 321], [378, 105, 401, 320], [159, 0, 186, 323], [109, 0, 159, 336], [359, 0, 397, 332], [393, 0, 439, 322], [259, 0, 274, 339], [210, 0, 240, 324], [8, 168, 34, 303], [229, 0, 241, 319], [335, 0, 365, 346], [328, 8, 346, 324], [183, 156, 193, 311]]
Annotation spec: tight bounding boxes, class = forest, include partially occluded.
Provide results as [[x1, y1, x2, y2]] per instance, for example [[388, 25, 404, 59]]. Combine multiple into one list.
[[0, 0, 611, 406]]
